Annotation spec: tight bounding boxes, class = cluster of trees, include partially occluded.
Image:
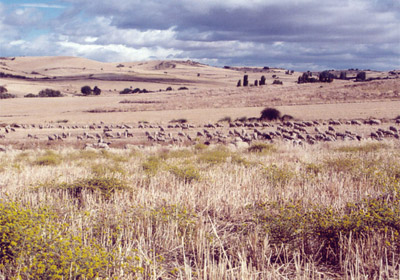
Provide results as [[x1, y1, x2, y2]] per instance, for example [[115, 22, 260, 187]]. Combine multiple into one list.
[[0, 86, 16, 99], [81, 86, 101, 96], [237, 75, 269, 87], [120, 88, 149, 94], [298, 70, 367, 84]]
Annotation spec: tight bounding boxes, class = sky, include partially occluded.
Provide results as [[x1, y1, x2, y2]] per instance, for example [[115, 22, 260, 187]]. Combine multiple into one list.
[[0, 0, 399, 71]]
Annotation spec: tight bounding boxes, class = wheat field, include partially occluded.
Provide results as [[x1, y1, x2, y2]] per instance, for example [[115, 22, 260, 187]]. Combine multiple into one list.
[[0, 140, 399, 279]]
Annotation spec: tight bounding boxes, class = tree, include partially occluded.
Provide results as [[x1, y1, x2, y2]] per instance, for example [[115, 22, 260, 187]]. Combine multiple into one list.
[[38, 89, 61, 97], [260, 107, 281, 121], [93, 86, 101, 95], [356, 71, 366, 81], [319, 71, 335, 83], [81, 85, 92, 95], [243, 75, 249, 87], [259, 75, 266, 86]]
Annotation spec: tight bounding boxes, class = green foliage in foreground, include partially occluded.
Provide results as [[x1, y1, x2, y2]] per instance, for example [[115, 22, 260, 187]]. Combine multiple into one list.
[[168, 164, 201, 183], [56, 177, 130, 200], [0, 201, 138, 279], [250, 191, 400, 266], [33, 150, 62, 166]]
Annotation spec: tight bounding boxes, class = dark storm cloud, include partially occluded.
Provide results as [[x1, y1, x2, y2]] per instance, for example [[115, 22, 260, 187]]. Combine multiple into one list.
[[2, 0, 399, 70]]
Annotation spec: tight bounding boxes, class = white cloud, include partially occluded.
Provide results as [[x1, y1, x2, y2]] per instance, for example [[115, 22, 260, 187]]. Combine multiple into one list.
[[57, 41, 183, 62], [19, 3, 65, 9]]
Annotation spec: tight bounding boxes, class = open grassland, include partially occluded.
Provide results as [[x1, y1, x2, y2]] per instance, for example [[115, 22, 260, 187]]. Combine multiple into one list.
[[1, 141, 400, 279]]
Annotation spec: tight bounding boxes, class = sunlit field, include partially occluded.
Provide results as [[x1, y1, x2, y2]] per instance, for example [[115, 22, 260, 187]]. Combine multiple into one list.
[[1, 140, 399, 279]]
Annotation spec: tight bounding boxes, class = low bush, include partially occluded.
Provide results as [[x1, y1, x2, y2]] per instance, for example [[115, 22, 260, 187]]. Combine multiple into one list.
[[218, 116, 232, 123], [0, 93, 16, 99], [198, 148, 230, 165], [168, 165, 201, 183], [248, 143, 276, 153], [38, 88, 61, 97], [260, 107, 281, 121], [142, 156, 163, 176], [169, 118, 188, 123], [24, 93, 38, 98], [0, 201, 135, 279], [33, 150, 62, 166], [250, 194, 400, 268], [57, 177, 129, 200]]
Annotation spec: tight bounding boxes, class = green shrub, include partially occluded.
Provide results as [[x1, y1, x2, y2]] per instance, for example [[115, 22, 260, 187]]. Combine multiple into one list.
[[165, 149, 194, 159], [264, 164, 296, 187], [142, 156, 163, 176], [57, 177, 129, 200], [251, 194, 400, 266], [168, 165, 201, 183], [231, 154, 252, 166], [194, 143, 207, 151], [0, 201, 134, 279], [33, 150, 62, 166], [198, 148, 230, 165], [248, 143, 276, 153], [91, 162, 126, 177]]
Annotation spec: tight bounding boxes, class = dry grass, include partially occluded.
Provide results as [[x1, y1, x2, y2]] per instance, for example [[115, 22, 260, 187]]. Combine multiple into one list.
[[1, 141, 399, 279]]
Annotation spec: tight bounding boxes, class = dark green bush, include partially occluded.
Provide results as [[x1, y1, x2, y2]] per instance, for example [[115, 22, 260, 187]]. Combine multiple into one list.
[[81, 85, 92, 95], [38, 88, 61, 97], [57, 177, 129, 200], [0, 92, 16, 99], [260, 107, 281, 121]]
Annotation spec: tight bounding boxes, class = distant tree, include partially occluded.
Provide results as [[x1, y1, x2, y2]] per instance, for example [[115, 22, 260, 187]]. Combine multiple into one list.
[[260, 107, 281, 121], [24, 93, 38, 98], [38, 88, 61, 97], [260, 75, 266, 85], [356, 71, 366, 81], [0, 92, 16, 99], [254, 80, 258, 86], [339, 71, 347, 80], [243, 75, 249, 87], [81, 85, 92, 95], [272, 80, 283, 85], [166, 87, 173, 91], [120, 88, 132, 94], [93, 86, 101, 95], [298, 72, 318, 83], [0, 86, 7, 94], [319, 71, 335, 83], [237, 80, 241, 87]]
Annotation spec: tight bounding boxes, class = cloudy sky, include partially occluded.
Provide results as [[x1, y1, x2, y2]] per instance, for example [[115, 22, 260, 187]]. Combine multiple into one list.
[[0, 0, 399, 70]]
